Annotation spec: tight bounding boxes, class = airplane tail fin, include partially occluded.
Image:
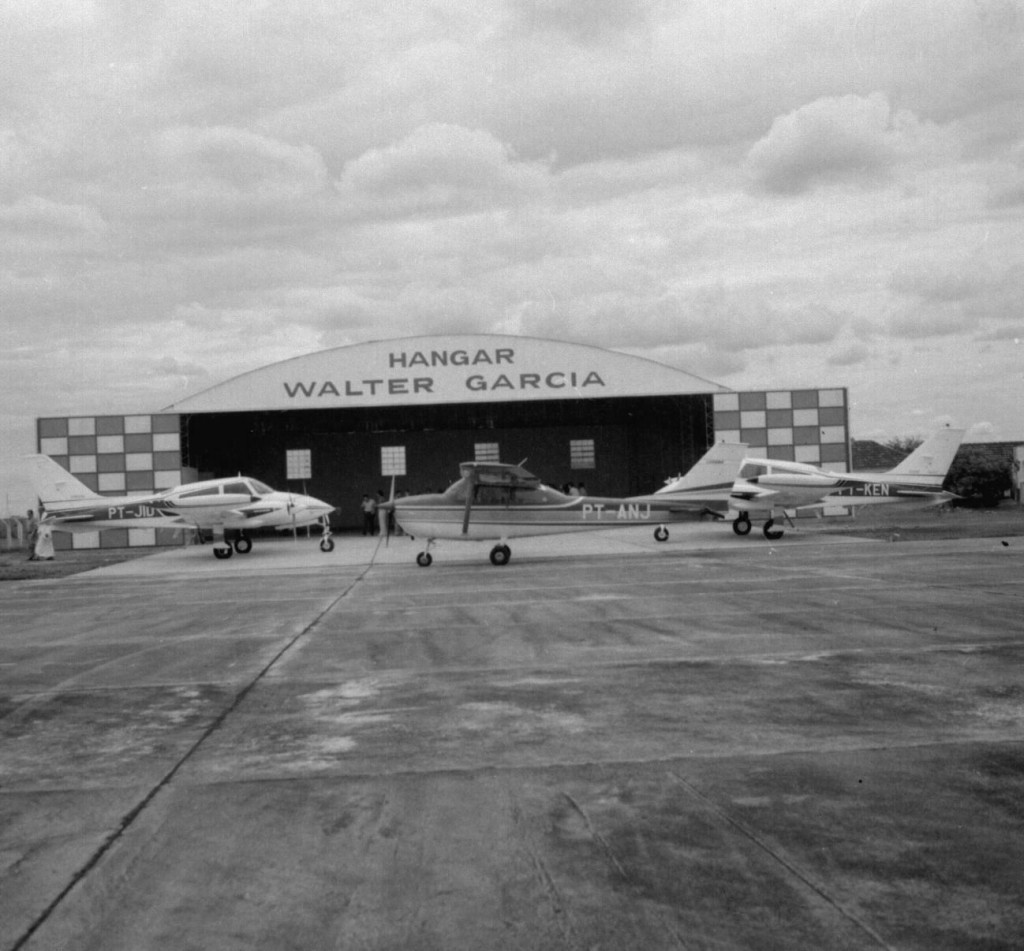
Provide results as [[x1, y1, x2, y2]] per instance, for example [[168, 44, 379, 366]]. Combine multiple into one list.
[[26, 454, 102, 506], [657, 442, 748, 495], [887, 428, 966, 485]]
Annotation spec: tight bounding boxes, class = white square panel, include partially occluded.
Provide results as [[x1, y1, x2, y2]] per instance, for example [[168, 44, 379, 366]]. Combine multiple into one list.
[[69, 455, 97, 473], [40, 437, 68, 455], [68, 417, 95, 436]]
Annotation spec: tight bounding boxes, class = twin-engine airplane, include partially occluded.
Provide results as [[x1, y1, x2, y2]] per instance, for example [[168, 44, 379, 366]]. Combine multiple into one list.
[[383, 442, 747, 566], [726, 427, 965, 540], [27, 454, 335, 559]]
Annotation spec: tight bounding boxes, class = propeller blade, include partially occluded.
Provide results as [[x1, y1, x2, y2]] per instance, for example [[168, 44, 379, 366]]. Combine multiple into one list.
[[462, 468, 476, 535]]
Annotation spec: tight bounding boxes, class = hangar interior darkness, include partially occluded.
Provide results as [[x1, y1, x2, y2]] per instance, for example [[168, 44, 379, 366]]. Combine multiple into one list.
[[182, 394, 714, 530]]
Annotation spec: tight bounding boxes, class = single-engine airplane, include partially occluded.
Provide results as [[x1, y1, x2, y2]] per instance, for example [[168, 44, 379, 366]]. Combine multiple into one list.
[[726, 427, 965, 540], [27, 454, 335, 559], [383, 442, 747, 566]]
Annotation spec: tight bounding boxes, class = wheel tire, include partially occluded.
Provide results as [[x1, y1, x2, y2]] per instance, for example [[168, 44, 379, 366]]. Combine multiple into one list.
[[416, 551, 433, 567], [733, 517, 752, 536], [233, 536, 252, 554], [654, 525, 669, 542], [490, 545, 511, 566], [213, 546, 233, 560], [319, 538, 335, 553], [763, 519, 784, 541]]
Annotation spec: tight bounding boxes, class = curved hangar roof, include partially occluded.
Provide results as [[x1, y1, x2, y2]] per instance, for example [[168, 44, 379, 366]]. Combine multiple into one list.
[[163, 335, 729, 414]]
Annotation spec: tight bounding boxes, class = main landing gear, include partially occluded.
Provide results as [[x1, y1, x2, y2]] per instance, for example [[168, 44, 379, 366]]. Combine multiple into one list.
[[654, 525, 669, 542], [732, 512, 785, 540], [489, 544, 511, 566], [414, 541, 513, 567]]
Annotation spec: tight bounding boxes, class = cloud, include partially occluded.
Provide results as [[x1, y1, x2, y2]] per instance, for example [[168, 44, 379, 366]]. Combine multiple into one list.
[[336, 123, 550, 219], [746, 93, 918, 194]]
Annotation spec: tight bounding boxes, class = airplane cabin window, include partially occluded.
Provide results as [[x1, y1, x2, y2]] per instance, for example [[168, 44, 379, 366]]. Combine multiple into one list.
[[177, 486, 221, 498], [249, 480, 273, 495], [222, 481, 251, 495]]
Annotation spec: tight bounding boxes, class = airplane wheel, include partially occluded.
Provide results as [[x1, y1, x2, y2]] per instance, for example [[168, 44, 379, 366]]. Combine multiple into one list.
[[763, 519, 784, 541], [416, 551, 433, 567], [319, 537, 335, 553], [654, 525, 669, 542], [490, 545, 511, 566], [233, 535, 252, 554], [213, 546, 233, 560], [733, 516, 752, 536]]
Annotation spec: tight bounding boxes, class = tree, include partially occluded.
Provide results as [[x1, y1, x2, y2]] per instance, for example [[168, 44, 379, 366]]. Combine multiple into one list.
[[944, 448, 1012, 507], [883, 435, 924, 455]]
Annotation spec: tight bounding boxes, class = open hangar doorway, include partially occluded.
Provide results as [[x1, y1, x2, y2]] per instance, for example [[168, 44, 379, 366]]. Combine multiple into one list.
[[180, 394, 714, 533]]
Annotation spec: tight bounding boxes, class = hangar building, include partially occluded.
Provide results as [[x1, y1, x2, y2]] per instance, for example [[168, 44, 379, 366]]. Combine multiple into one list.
[[36, 335, 850, 545]]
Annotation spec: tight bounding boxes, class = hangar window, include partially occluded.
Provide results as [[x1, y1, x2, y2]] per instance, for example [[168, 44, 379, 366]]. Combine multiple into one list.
[[381, 446, 406, 477], [570, 439, 596, 470], [474, 442, 500, 463]]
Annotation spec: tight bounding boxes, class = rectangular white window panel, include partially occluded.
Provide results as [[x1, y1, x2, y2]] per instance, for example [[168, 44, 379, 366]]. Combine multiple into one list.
[[125, 415, 152, 434], [570, 439, 596, 470], [126, 453, 153, 471], [740, 411, 766, 429], [714, 393, 740, 412], [794, 445, 821, 463], [474, 442, 500, 463], [287, 449, 313, 480], [819, 389, 845, 407], [767, 428, 794, 446], [766, 391, 792, 409], [380, 446, 407, 477]]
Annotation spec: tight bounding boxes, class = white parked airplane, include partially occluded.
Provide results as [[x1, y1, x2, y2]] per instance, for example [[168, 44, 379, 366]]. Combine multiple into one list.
[[726, 427, 966, 540], [27, 454, 335, 559], [383, 441, 748, 566]]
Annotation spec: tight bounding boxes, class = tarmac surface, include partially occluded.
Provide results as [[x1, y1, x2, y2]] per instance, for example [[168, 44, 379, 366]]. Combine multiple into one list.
[[1, 521, 1023, 950]]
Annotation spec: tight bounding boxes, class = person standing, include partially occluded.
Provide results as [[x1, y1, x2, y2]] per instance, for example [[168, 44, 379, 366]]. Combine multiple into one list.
[[360, 494, 376, 536], [25, 509, 39, 561]]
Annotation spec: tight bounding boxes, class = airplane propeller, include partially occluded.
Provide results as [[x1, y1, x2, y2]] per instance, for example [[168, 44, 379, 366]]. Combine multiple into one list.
[[379, 475, 397, 544], [461, 467, 477, 536]]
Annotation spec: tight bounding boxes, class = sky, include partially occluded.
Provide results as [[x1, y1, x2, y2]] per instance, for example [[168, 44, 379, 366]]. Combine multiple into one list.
[[3, 0, 1024, 512]]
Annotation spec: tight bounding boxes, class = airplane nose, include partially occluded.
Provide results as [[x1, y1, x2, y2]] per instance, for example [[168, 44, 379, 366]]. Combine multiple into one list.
[[305, 497, 335, 516]]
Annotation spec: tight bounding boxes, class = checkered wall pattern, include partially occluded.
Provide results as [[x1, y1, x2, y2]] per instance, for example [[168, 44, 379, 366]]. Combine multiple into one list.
[[36, 413, 185, 550], [712, 388, 850, 468]]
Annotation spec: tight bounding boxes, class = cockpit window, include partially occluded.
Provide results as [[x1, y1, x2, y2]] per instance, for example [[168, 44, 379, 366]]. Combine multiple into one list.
[[248, 480, 273, 495], [222, 481, 252, 496], [739, 463, 769, 479]]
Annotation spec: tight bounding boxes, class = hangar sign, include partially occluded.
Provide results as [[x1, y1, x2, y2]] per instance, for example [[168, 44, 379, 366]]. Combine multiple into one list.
[[164, 335, 727, 413], [283, 346, 607, 400]]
